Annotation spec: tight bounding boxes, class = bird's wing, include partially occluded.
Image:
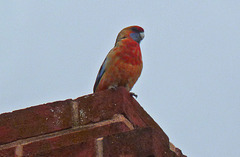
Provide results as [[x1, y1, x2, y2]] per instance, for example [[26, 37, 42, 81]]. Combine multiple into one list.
[[93, 56, 109, 92]]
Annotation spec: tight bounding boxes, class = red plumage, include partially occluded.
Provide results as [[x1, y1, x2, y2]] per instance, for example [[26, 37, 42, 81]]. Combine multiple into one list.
[[94, 26, 144, 92]]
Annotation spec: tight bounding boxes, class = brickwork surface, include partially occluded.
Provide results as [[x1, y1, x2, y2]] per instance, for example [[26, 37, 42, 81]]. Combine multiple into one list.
[[0, 87, 186, 157]]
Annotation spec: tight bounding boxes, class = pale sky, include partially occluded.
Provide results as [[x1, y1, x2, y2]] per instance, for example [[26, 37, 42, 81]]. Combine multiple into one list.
[[1, 1, 240, 157]]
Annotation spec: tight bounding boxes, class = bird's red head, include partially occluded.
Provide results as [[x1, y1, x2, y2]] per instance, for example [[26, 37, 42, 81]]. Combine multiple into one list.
[[115, 25, 144, 44]]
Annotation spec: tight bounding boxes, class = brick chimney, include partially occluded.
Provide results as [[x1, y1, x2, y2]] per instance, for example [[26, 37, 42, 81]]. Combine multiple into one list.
[[0, 87, 186, 157]]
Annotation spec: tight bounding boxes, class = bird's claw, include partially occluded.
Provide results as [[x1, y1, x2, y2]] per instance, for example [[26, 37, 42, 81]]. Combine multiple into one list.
[[130, 92, 138, 98]]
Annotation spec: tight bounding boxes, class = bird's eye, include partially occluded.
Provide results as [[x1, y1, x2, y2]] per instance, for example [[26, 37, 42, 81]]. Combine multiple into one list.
[[131, 26, 144, 33], [131, 27, 139, 32]]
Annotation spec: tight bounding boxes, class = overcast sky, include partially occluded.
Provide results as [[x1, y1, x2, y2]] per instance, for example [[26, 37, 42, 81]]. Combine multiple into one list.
[[1, 1, 240, 157]]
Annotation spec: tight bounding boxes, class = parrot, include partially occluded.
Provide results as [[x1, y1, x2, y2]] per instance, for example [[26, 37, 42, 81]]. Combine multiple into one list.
[[93, 25, 144, 96]]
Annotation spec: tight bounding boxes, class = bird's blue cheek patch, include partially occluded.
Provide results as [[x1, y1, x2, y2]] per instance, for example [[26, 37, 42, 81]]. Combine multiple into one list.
[[130, 33, 141, 43]]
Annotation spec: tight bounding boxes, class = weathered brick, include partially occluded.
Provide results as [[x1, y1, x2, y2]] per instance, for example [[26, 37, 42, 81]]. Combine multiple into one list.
[[22, 118, 131, 156], [73, 90, 126, 125], [74, 87, 166, 130], [30, 140, 95, 157], [102, 127, 175, 157], [0, 99, 72, 144], [0, 87, 186, 157], [0, 146, 15, 157]]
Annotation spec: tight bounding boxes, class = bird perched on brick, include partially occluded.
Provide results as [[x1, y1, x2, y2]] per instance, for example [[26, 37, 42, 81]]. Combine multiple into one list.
[[93, 26, 144, 95]]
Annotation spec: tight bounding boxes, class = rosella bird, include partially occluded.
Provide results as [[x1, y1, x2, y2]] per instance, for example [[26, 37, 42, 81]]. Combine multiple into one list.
[[93, 26, 144, 94]]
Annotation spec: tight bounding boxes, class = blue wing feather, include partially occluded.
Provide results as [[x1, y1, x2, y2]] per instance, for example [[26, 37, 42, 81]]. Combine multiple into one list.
[[93, 57, 108, 92]]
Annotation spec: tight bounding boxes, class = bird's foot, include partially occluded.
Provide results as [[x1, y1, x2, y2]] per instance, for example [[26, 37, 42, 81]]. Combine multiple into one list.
[[130, 92, 138, 98]]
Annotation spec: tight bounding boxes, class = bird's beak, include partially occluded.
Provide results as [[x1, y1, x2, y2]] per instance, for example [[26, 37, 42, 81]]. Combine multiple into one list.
[[140, 32, 145, 40]]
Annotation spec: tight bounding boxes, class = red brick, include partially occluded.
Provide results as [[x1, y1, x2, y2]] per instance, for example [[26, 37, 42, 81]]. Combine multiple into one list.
[[102, 127, 176, 157], [22, 119, 131, 156], [0, 146, 15, 157], [173, 148, 187, 157], [29, 140, 95, 157], [0, 87, 186, 156], [74, 87, 166, 131], [0, 99, 72, 144], [73, 89, 126, 125]]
